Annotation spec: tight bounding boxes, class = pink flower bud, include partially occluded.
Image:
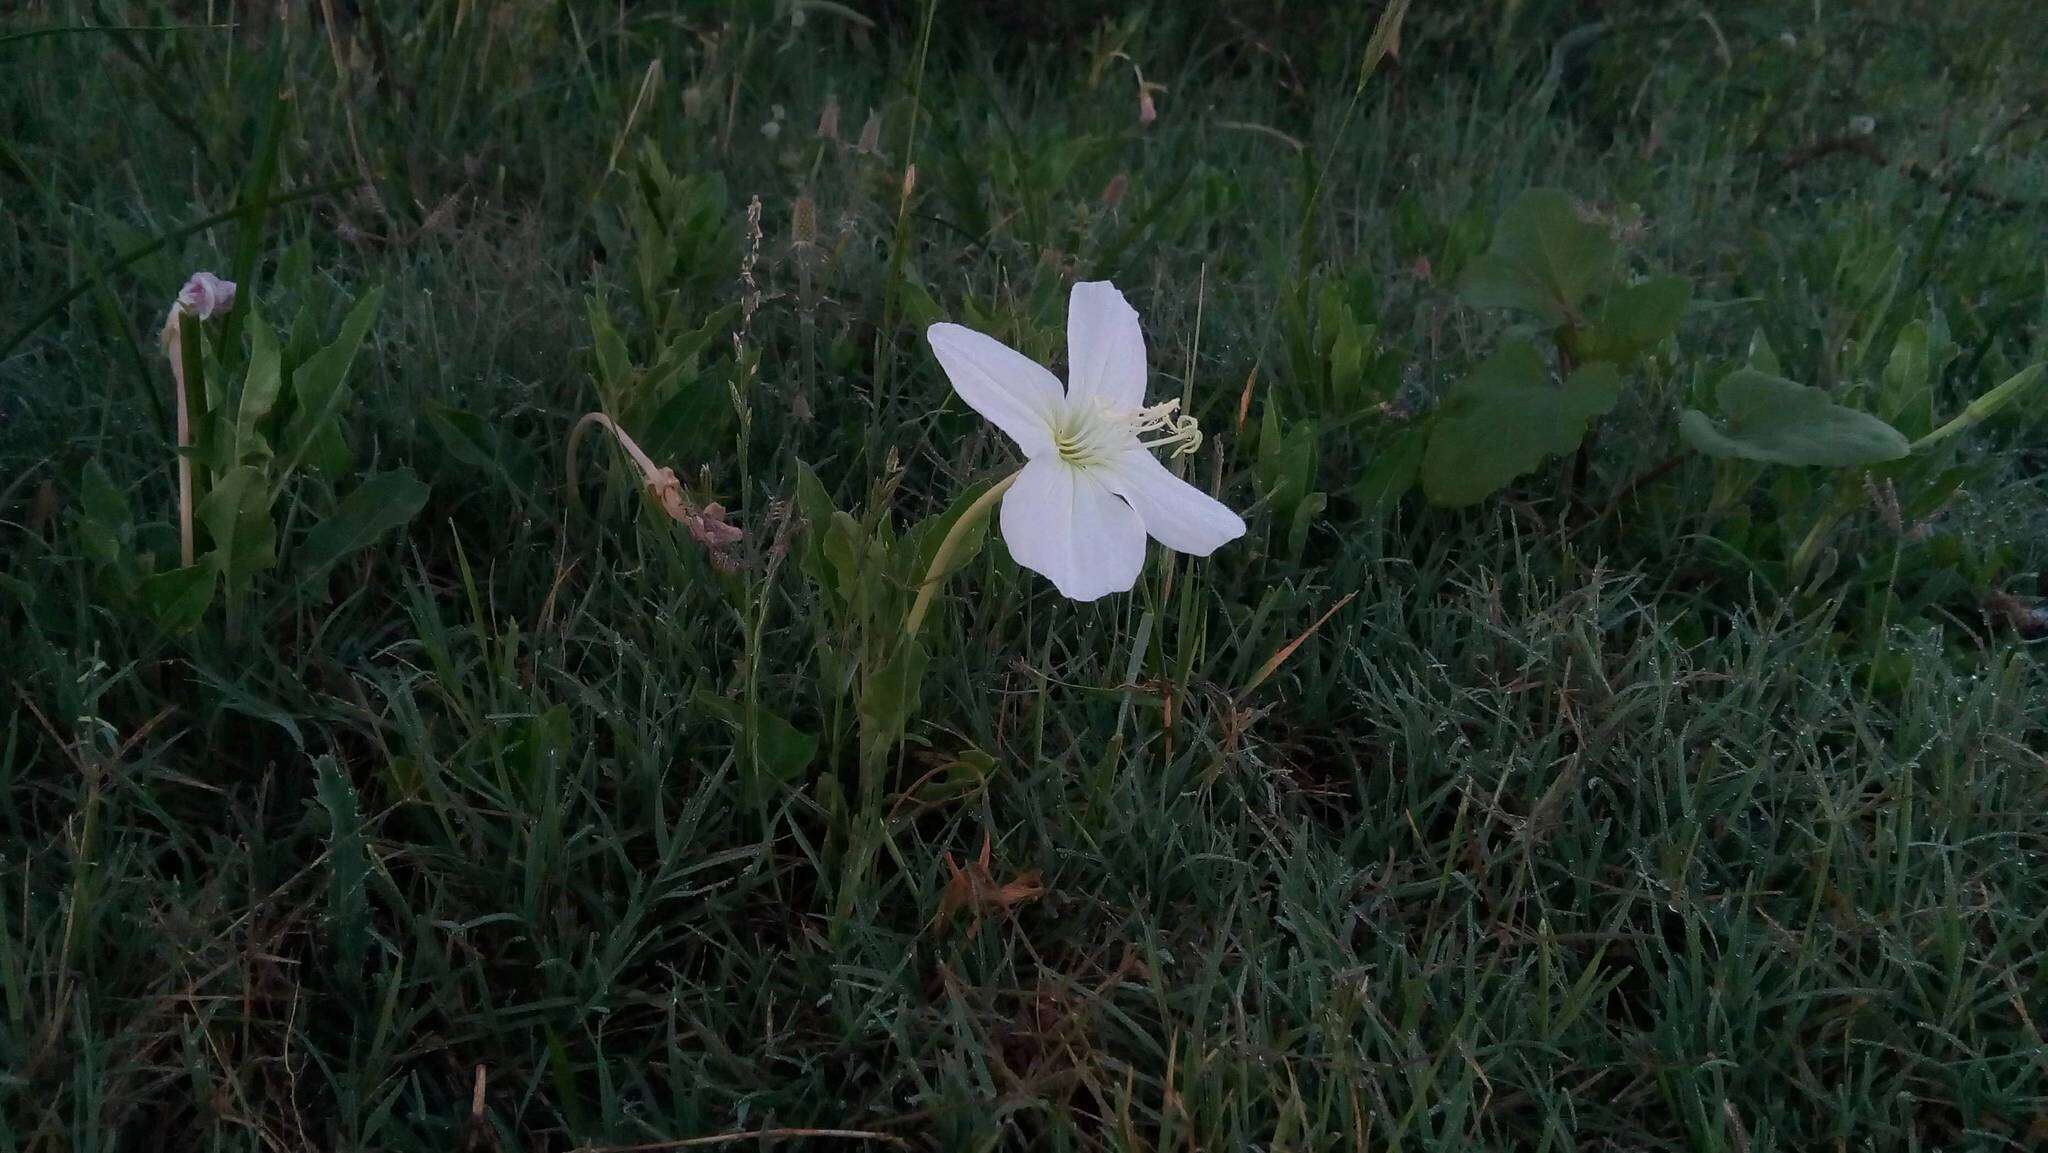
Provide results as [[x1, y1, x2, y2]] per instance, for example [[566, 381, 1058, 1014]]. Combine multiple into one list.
[[174, 272, 237, 321]]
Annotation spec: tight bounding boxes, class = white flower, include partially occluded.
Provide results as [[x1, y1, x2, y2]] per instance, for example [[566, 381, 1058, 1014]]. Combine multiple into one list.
[[925, 281, 1246, 602]]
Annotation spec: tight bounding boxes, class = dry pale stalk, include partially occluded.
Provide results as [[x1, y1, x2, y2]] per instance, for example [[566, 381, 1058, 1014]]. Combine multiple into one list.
[[566, 412, 742, 568], [159, 272, 236, 568]]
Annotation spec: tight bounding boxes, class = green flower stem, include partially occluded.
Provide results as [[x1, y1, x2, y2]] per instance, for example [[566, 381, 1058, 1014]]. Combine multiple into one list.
[[1909, 363, 2043, 452], [902, 470, 1018, 640]]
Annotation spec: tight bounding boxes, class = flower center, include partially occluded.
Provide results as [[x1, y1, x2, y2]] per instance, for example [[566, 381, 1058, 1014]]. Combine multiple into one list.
[[1052, 399, 1204, 470], [1050, 422, 1097, 468], [1123, 398, 1204, 457]]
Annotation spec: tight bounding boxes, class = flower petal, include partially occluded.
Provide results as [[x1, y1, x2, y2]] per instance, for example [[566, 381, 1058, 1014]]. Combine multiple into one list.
[[927, 323, 1063, 458], [176, 271, 237, 320], [1065, 281, 1147, 411], [1099, 449, 1245, 557], [1000, 458, 1146, 602]]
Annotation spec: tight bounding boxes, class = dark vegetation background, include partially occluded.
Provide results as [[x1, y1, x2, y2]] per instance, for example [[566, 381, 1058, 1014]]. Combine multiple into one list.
[[3, 0, 2046, 1149]]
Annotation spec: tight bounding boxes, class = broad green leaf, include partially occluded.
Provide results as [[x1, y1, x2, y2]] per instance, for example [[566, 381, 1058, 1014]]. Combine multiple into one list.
[[1255, 405, 1316, 521], [1330, 323, 1365, 406], [1421, 343, 1621, 508], [792, 460, 841, 603], [858, 641, 928, 764], [895, 749, 995, 811], [904, 475, 1000, 586], [423, 400, 499, 471], [1458, 189, 1616, 326], [197, 464, 277, 585], [1746, 329, 1781, 375], [195, 409, 239, 477], [1354, 430, 1424, 512], [637, 378, 731, 466], [298, 468, 431, 578], [423, 400, 535, 496], [1286, 490, 1326, 561], [141, 561, 216, 632], [0, 574, 34, 606], [1884, 319, 1931, 401], [1911, 363, 2045, 452], [79, 459, 130, 531], [1679, 369, 1910, 467], [817, 641, 857, 702], [284, 300, 319, 372], [300, 424, 353, 477], [1314, 281, 1352, 358], [586, 295, 632, 394], [1279, 291, 1317, 392], [1926, 307, 1959, 377], [76, 460, 132, 567], [1576, 275, 1691, 362], [314, 755, 369, 989], [898, 278, 944, 333], [276, 234, 312, 293], [284, 286, 382, 475], [235, 315, 283, 465], [652, 302, 741, 380], [823, 511, 869, 597], [1877, 318, 1933, 436], [694, 691, 817, 786]]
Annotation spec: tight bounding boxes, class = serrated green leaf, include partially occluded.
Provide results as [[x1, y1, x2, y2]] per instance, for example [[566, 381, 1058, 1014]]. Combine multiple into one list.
[[1458, 189, 1616, 326], [1679, 369, 1910, 466], [1421, 343, 1621, 508], [298, 468, 430, 579], [284, 287, 382, 475], [141, 561, 216, 632], [197, 464, 277, 585], [235, 315, 282, 465]]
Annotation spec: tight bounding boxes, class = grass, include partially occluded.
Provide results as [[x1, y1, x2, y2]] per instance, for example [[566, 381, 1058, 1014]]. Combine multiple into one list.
[[3, 1, 2048, 1149]]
